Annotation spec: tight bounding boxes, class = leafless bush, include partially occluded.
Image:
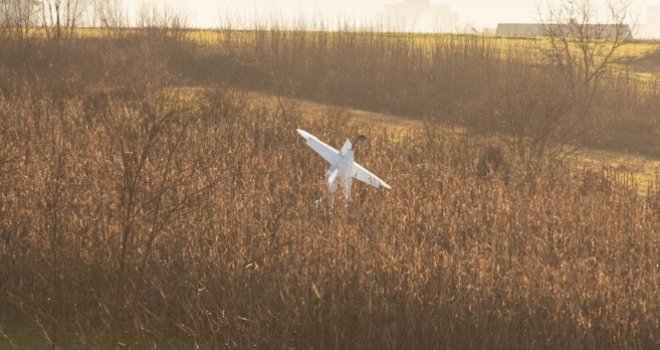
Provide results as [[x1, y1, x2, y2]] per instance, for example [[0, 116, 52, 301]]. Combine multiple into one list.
[[539, 0, 635, 115], [476, 139, 509, 181], [136, 1, 189, 43], [39, 0, 90, 43], [473, 65, 586, 178], [0, 0, 38, 52]]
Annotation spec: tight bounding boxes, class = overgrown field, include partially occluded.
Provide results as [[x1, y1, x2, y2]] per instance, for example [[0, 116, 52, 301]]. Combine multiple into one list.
[[179, 30, 660, 156], [73, 28, 660, 64], [0, 31, 659, 349]]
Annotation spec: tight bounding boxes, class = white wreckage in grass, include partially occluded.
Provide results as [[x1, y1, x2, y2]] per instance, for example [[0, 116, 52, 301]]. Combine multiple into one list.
[[297, 129, 391, 207]]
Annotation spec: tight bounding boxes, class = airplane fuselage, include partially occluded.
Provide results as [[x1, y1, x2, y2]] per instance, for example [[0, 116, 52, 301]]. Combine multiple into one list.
[[339, 140, 354, 182], [326, 140, 355, 201]]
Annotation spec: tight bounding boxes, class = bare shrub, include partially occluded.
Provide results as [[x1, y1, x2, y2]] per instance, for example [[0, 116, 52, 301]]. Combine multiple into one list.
[[539, 0, 635, 115], [476, 139, 509, 181], [39, 0, 90, 43]]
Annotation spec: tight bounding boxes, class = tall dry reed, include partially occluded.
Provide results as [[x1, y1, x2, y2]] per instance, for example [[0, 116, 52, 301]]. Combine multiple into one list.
[[0, 31, 658, 349]]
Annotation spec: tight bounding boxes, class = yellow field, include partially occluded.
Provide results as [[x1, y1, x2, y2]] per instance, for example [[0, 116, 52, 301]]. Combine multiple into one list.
[[69, 27, 659, 56]]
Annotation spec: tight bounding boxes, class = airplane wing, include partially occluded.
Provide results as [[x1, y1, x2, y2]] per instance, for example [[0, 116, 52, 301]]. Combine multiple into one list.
[[353, 162, 391, 190], [297, 129, 340, 165]]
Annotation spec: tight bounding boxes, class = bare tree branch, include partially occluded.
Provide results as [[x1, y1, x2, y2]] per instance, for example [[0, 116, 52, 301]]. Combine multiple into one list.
[[538, 0, 634, 117]]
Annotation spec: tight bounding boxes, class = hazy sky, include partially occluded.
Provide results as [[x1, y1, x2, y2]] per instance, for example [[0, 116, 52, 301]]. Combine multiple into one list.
[[126, 0, 660, 29]]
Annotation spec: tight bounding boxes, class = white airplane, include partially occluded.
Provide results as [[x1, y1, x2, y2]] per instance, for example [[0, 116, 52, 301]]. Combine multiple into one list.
[[297, 129, 391, 206]]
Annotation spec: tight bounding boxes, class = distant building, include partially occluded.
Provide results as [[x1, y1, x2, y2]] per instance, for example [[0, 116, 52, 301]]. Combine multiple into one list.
[[496, 22, 632, 39], [496, 23, 545, 37], [382, 0, 458, 33]]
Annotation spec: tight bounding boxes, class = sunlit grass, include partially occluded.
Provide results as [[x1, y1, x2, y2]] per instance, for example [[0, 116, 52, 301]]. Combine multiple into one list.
[[169, 84, 660, 195]]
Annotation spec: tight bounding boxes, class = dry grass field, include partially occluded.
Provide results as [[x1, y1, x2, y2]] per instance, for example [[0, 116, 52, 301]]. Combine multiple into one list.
[[216, 89, 660, 193], [0, 28, 659, 349]]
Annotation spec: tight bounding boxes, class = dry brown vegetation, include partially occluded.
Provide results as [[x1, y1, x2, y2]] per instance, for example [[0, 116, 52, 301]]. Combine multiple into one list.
[[0, 27, 659, 349]]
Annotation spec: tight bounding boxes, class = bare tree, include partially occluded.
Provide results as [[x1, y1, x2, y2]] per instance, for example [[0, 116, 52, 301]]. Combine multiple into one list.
[[0, 0, 39, 45], [136, 1, 189, 41], [539, 0, 635, 115], [39, 0, 89, 42], [90, 0, 125, 28]]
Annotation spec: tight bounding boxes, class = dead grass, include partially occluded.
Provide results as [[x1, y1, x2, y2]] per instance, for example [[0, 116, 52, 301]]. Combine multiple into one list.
[[222, 88, 660, 194], [0, 31, 659, 349]]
